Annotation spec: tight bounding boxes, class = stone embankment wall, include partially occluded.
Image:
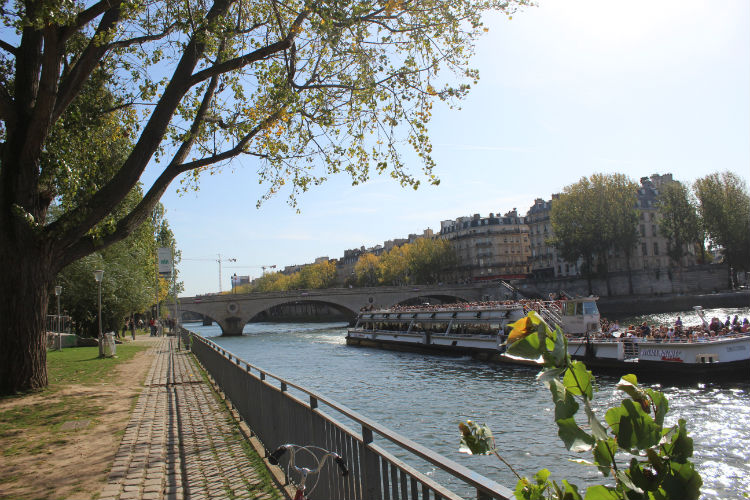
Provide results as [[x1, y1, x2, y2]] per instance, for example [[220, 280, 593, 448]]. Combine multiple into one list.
[[518, 264, 730, 299]]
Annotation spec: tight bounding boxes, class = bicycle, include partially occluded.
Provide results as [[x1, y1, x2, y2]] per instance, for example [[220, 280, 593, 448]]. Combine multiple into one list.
[[268, 444, 349, 500]]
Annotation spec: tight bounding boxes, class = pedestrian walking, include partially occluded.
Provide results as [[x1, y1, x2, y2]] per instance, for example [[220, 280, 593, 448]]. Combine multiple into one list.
[[130, 318, 136, 340]]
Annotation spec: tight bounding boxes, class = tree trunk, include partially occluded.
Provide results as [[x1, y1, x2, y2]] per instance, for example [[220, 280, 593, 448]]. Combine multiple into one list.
[[0, 246, 53, 395]]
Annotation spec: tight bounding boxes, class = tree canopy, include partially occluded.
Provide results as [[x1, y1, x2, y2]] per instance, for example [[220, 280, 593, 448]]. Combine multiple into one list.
[[693, 171, 750, 277], [657, 180, 702, 266], [550, 173, 639, 295], [1, 0, 529, 394]]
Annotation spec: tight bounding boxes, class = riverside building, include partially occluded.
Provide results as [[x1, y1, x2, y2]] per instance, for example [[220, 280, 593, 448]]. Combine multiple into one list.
[[438, 210, 531, 282]]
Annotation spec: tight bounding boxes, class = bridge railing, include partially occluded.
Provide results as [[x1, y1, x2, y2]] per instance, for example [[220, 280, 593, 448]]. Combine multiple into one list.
[[184, 329, 513, 500]]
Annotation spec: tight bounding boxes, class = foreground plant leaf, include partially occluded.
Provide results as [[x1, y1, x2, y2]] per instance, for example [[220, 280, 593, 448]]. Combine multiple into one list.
[[458, 420, 495, 455]]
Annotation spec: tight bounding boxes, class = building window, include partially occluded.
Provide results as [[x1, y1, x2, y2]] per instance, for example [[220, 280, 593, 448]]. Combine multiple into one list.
[[642, 243, 648, 256], [652, 225, 657, 237], [640, 225, 645, 237], [653, 242, 659, 255]]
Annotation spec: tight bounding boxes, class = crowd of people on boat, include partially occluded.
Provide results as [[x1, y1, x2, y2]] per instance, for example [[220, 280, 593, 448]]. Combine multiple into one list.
[[596, 314, 749, 342], [360, 299, 558, 313]]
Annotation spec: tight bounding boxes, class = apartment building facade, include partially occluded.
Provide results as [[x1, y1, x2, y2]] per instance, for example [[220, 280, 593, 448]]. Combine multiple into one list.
[[439, 210, 531, 282]]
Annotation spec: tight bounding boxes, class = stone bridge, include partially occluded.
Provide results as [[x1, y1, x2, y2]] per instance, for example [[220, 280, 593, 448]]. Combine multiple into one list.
[[171, 283, 512, 335]]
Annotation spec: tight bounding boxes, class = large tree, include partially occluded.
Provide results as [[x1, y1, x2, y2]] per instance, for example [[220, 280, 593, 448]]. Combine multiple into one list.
[[550, 173, 638, 295], [657, 180, 702, 267], [0, 0, 527, 394], [693, 171, 750, 285]]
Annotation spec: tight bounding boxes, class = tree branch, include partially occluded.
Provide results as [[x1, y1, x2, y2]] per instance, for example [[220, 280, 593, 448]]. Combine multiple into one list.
[[174, 111, 281, 174], [106, 22, 178, 50], [0, 39, 16, 55], [189, 9, 310, 85], [53, 5, 123, 123]]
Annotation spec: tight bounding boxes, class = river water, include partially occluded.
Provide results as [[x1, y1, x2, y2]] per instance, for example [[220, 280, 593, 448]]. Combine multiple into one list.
[[185, 306, 750, 499]]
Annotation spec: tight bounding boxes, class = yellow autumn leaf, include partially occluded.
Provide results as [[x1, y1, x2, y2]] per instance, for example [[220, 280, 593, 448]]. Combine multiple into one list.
[[507, 316, 534, 343]]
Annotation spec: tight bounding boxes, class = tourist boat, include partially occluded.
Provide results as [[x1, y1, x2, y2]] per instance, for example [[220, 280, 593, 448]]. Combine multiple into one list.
[[346, 297, 600, 364], [348, 299, 750, 380], [567, 307, 750, 380]]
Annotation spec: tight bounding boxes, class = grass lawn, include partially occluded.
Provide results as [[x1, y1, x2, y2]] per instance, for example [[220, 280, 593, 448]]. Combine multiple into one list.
[[46, 343, 150, 387]]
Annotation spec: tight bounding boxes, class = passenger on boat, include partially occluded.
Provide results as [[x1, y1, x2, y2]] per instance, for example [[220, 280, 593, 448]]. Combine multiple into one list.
[[709, 317, 722, 333], [639, 322, 651, 337]]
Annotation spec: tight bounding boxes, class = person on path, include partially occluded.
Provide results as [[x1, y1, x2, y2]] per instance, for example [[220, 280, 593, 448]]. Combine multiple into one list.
[[130, 318, 136, 340]]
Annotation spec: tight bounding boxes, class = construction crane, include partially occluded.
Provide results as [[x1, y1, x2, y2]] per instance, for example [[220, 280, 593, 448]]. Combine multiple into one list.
[[183, 253, 237, 292]]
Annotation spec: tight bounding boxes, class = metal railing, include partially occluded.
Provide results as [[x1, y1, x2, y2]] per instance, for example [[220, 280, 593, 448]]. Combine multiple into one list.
[[184, 329, 513, 500], [46, 314, 71, 333]]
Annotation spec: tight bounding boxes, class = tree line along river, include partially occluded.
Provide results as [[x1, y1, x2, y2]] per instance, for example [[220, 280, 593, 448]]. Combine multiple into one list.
[[185, 306, 750, 500]]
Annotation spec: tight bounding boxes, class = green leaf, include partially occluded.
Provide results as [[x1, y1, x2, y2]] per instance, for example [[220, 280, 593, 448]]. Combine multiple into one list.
[[662, 419, 694, 463], [507, 330, 545, 359], [549, 378, 580, 420], [583, 485, 623, 500], [560, 479, 583, 500], [628, 457, 661, 492], [645, 388, 669, 427], [563, 361, 594, 400], [615, 374, 648, 404], [615, 468, 643, 494], [556, 417, 596, 452], [605, 400, 661, 451], [458, 420, 495, 455], [584, 399, 609, 441], [515, 477, 549, 500], [592, 439, 617, 476], [538, 366, 565, 386], [660, 461, 703, 500], [534, 468, 551, 485], [548, 325, 569, 367]]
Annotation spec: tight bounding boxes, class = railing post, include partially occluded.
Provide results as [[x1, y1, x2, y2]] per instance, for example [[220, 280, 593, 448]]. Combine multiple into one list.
[[360, 426, 382, 500], [477, 488, 492, 500]]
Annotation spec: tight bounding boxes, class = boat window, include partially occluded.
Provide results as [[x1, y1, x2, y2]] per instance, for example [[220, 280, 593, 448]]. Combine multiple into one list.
[[565, 302, 576, 316], [583, 301, 599, 315]]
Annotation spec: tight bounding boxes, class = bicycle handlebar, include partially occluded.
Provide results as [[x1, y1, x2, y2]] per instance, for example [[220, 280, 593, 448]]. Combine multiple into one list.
[[269, 444, 348, 477]]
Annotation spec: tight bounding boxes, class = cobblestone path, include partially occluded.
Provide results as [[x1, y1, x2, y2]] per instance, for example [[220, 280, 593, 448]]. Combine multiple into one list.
[[100, 337, 281, 500]]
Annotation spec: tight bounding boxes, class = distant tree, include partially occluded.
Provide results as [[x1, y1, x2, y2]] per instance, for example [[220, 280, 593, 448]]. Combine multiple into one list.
[[693, 172, 750, 286], [355, 253, 381, 287], [298, 260, 337, 289], [250, 272, 287, 292], [0, 0, 528, 394], [55, 189, 165, 336], [657, 180, 702, 267], [606, 175, 639, 295], [379, 245, 410, 285], [550, 173, 638, 295], [407, 238, 457, 284]]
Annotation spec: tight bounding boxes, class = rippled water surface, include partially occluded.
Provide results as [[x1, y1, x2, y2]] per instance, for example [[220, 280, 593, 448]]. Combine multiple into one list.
[[185, 306, 750, 499]]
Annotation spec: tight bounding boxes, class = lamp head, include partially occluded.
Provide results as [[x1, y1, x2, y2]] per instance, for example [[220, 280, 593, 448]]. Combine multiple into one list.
[[94, 270, 104, 282]]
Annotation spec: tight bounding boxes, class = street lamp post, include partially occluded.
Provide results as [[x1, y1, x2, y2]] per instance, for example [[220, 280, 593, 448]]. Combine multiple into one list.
[[54, 285, 62, 351], [94, 270, 104, 356]]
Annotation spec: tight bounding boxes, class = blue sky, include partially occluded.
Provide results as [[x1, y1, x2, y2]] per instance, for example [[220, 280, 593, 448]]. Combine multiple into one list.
[[150, 0, 750, 297]]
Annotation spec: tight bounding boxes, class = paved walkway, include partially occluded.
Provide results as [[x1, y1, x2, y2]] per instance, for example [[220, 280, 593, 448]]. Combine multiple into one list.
[[100, 337, 282, 500]]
